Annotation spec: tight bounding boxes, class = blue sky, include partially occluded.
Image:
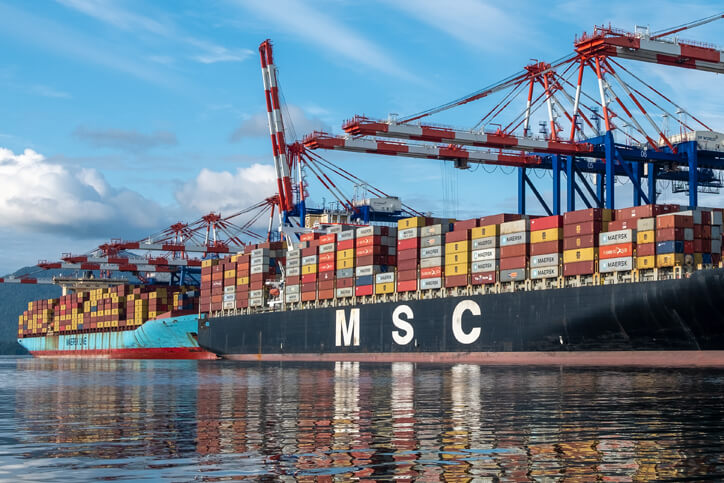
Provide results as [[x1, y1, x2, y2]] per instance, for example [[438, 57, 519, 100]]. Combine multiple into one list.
[[0, 0, 722, 274]]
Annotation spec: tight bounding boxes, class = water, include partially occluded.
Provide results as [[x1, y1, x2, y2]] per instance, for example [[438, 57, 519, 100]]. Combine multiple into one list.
[[0, 357, 723, 481]]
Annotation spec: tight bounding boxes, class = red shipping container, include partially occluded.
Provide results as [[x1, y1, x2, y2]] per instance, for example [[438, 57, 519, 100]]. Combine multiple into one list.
[[599, 243, 633, 259], [500, 244, 529, 258], [301, 247, 317, 257], [530, 215, 562, 231], [638, 243, 655, 256], [250, 281, 264, 290], [657, 214, 694, 229], [319, 271, 334, 281], [397, 280, 417, 292], [356, 254, 389, 266], [713, 254, 722, 265], [421, 267, 442, 279], [703, 225, 712, 239], [693, 224, 703, 239], [656, 228, 686, 241], [318, 262, 335, 272], [301, 273, 317, 283], [471, 272, 496, 285], [398, 248, 419, 261], [319, 233, 336, 244], [445, 230, 470, 243], [563, 234, 597, 250], [300, 232, 319, 242], [355, 285, 374, 297], [251, 273, 264, 282], [287, 275, 300, 284], [607, 219, 637, 231], [318, 289, 334, 300], [336, 277, 354, 288], [337, 239, 354, 250], [356, 245, 391, 257], [445, 274, 468, 287], [479, 213, 521, 226], [563, 260, 596, 276], [398, 238, 419, 250], [615, 204, 676, 221], [694, 239, 703, 252], [684, 241, 694, 254], [563, 221, 605, 237], [301, 281, 317, 292], [397, 269, 418, 281], [301, 291, 317, 302], [356, 235, 381, 247], [319, 252, 335, 263], [318, 280, 335, 291], [563, 208, 613, 225], [397, 258, 418, 271], [453, 218, 478, 231], [500, 256, 527, 270], [530, 241, 562, 256]]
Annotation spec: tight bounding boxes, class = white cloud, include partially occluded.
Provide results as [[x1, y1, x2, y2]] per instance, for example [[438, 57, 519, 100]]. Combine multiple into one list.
[[175, 164, 277, 214], [0, 147, 168, 239], [382, 0, 532, 53], [235, 0, 417, 81], [230, 105, 331, 141]]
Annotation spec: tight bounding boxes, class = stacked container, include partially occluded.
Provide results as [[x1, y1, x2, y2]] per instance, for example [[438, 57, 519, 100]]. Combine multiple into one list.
[[222, 256, 237, 310], [419, 223, 448, 291], [335, 229, 355, 299], [529, 215, 563, 281], [655, 213, 693, 268], [200, 258, 216, 312], [236, 253, 250, 309], [317, 232, 337, 300], [499, 217, 529, 283], [562, 208, 613, 276], [355, 225, 396, 297], [445, 219, 476, 288], [396, 217, 424, 293], [598, 228, 636, 274], [300, 233, 319, 302], [284, 247, 301, 304], [470, 221, 499, 286]]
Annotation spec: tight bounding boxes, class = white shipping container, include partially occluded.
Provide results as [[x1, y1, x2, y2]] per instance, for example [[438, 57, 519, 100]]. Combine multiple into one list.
[[338, 230, 355, 241], [356, 226, 383, 237], [285, 293, 300, 303], [223, 286, 235, 294], [421, 224, 445, 237], [398, 227, 420, 240], [420, 277, 442, 290], [286, 284, 300, 294], [712, 239, 722, 253], [375, 272, 395, 284], [222, 300, 236, 310], [302, 255, 318, 265], [713, 210, 723, 226], [251, 256, 269, 266], [420, 246, 442, 258], [249, 297, 264, 307], [251, 248, 268, 257], [499, 232, 528, 247], [420, 235, 442, 247], [319, 243, 335, 254], [286, 249, 301, 258], [250, 265, 265, 274], [599, 256, 633, 273], [500, 219, 529, 235], [249, 289, 263, 298], [684, 228, 694, 241], [471, 248, 498, 261], [223, 293, 235, 302], [472, 237, 497, 249], [327, 225, 343, 233], [420, 256, 443, 268], [600, 229, 635, 246], [530, 266, 559, 279], [712, 225, 722, 239], [637, 217, 655, 231], [471, 260, 497, 273], [530, 253, 559, 268], [336, 287, 354, 298], [356, 265, 374, 277], [286, 266, 300, 276], [286, 258, 300, 268], [337, 268, 354, 278]]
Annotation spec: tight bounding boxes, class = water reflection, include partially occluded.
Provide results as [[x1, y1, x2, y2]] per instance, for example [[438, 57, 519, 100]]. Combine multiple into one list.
[[2, 358, 724, 480]]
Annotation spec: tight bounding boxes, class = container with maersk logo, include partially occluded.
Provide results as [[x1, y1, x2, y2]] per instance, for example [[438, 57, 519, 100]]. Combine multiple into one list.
[[599, 256, 633, 273], [531, 266, 559, 279]]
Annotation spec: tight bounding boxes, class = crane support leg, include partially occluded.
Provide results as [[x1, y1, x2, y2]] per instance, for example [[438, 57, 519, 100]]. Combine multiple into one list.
[[604, 131, 615, 209], [552, 155, 561, 215], [574, 167, 601, 208], [566, 156, 576, 212], [683, 141, 698, 208], [518, 167, 526, 215], [524, 173, 553, 216], [596, 173, 604, 206], [648, 162, 657, 205]]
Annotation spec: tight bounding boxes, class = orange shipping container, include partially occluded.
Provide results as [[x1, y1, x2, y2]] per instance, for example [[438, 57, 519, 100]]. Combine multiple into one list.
[[599, 243, 634, 259]]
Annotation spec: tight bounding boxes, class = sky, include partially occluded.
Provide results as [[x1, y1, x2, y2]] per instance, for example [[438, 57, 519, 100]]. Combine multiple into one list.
[[0, 0, 722, 275]]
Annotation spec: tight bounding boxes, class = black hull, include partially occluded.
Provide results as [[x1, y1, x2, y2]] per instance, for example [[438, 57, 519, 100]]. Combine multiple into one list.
[[198, 269, 724, 365]]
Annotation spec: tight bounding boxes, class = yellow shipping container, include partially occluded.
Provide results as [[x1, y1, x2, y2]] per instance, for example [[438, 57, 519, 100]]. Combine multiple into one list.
[[231, 254, 239, 263], [337, 248, 354, 260], [471, 225, 499, 239], [375, 282, 395, 295], [446, 251, 469, 265], [636, 255, 655, 269], [563, 247, 597, 263], [445, 241, 470, 254], [637, 230, 655, 244], [336, 258, 354, 269], [531, 228, 563, 244], [237, 276, 249, 286], [695, 253, 703, 265], [302, 264, 318, 274], [224, 269, 236, 278], [656, 253, 684, 267], [445, 262, 470, 275], [398, 216, 426, 229]]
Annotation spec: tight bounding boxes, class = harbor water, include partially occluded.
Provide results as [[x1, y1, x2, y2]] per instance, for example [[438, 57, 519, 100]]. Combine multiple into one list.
[[0, 357, 723, 480]]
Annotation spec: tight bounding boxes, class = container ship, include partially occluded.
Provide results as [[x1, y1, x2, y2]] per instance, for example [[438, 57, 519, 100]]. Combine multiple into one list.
[[17, 284, 216, 359], [197, 205, 724, 366]]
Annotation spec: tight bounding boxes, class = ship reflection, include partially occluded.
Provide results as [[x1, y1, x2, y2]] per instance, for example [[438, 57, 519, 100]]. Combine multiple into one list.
[[11, 359, 724, 480]]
